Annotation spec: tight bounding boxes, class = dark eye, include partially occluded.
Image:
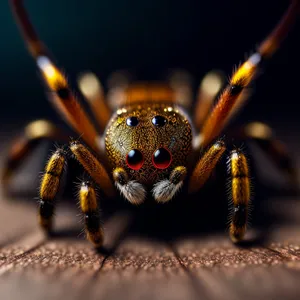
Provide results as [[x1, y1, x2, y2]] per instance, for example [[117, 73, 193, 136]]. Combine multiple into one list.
[[126, 149, 144, 170], [152, 148, 172, 169], [126, 116, 139, 127], [152, 115, 167, 127]]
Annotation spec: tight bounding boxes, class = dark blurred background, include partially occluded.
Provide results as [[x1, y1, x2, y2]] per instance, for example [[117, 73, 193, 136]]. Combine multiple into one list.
[[0, 0, 299, 244], [1, 0, 299, 129]]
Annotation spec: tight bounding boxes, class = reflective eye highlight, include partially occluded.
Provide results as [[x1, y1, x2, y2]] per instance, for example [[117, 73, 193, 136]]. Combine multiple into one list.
[[126, 149, 144, 170], [152, 115, 167, 127], [126, 116, 139, 127], [152, 148, 172, 169]]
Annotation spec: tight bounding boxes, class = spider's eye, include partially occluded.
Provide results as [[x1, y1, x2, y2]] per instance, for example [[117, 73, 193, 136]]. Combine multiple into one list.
[[152, 115, 167, 127], [126, 116, 139, 127], [126, 149, 144, 170], [152, 147, 172, 169]]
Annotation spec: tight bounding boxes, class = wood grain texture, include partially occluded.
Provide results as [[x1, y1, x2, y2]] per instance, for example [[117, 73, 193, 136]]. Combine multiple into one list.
[[0, 197, 299, 300]]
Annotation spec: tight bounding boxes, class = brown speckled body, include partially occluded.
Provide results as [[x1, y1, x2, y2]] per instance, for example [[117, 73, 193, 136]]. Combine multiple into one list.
[[105, 103, 192, 186]]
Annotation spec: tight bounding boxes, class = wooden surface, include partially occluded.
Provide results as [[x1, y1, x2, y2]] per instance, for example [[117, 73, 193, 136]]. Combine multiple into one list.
[[0, 198, 299, 300], [0, 130, 300, 300]]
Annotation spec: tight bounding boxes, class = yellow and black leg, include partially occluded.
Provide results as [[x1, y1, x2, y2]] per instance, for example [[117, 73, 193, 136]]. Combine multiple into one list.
[[79, 181, 104, 247], [38, 147, 66, 232], [188, 141, 251, 243], [38, 141, 113, 246], [228, 149, 251, 243]]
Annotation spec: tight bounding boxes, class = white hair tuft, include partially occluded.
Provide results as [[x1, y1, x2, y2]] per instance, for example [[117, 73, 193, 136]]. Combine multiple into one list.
[[152, 180, 183, 203], [115, 181, 146, 205]]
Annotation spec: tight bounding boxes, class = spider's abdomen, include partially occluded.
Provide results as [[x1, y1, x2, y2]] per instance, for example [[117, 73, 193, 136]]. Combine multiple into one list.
[[105, 102, 192, 186]]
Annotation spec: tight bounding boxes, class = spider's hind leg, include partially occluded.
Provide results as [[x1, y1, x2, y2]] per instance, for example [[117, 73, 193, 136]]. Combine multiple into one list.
[[232, 122, 298, 188], [167, 70, 194, 109], [2, 120, 68, 194], [77, 72, 111, 133], [193, 70, 224, 131]]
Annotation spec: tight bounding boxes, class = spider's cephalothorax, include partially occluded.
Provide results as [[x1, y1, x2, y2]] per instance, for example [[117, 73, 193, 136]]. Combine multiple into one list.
[[105, 102, 192, 186], [4, 0, 299, 247]]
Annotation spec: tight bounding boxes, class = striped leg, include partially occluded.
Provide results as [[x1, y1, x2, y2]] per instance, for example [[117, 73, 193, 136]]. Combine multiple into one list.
[[228, 149, 251, 243], [39, 147, 66, 231], [196, 1, 299, 149], [79, 181, 104, 247], [38, 141, 114, 244], [10, 0, 101, 152]]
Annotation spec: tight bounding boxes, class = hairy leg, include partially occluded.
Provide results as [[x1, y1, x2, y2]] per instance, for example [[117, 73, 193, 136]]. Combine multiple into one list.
[[2, 120, 68, 189], [227, 149, 251, 243], [10, 0, 102, 152], [70, 141, 115, 197], [79, 181, 104, 247], [195, 1, 299, 148], [189, 140, 226, 194], [38, 147, 66, 232]]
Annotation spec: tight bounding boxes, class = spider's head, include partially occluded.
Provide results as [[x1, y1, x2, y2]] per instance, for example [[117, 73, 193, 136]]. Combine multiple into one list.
[[105, 103, 192, 186]]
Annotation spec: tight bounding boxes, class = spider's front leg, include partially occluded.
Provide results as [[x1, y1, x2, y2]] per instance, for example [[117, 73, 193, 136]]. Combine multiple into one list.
[[39, 147, 67, 231], [79, 181, 104, 247], [39, 141, 114, 246], [188, 140, 226, 194], [69, 141, 115, 197], [227, 150, 251, 243], [188, 141, 251, 243]]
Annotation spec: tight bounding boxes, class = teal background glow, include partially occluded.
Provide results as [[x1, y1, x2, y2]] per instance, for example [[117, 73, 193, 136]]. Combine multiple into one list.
[[1, 0, 299, 125]]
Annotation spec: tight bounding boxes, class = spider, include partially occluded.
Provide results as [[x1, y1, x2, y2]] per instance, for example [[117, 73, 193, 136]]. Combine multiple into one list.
[[3, 0, 299, 247]]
